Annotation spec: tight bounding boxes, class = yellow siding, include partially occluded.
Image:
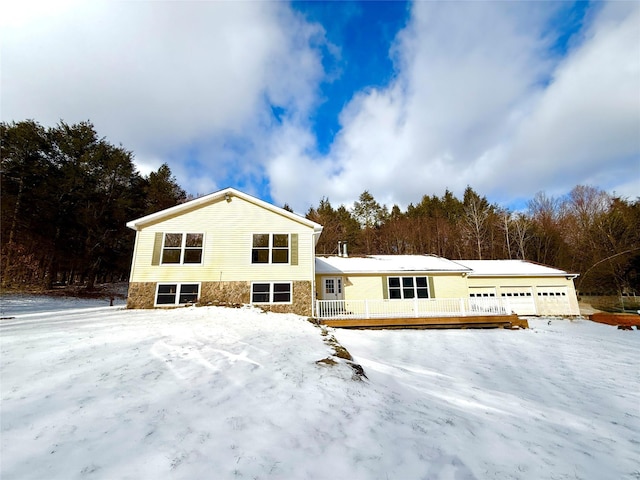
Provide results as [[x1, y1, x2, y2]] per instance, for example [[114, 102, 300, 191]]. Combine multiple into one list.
[[343, 275, 385, 300], [130, 196, 315, 283], [466, 276, 573, 289], [315, 273, 469, 300], [432, 275, 468, 298], [314, 271, 579, 315]]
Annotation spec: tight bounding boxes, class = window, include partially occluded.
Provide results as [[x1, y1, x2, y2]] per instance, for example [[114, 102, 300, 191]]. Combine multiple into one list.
[[251, 282, 292, 303], [388, 276, 430, 299], [325, 279, 335, 294], [252, 234, 289, 264], [161, 233, 203, 264], [156, 283, 200, 306]]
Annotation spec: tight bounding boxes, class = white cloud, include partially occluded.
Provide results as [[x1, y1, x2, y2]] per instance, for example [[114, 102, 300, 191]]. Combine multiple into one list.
[[1, 1, 327, 180], [266, 1, 639, 211], [266, 2, 565, 209], [3, 1, 638, 212], [504, 1, 640, 199]]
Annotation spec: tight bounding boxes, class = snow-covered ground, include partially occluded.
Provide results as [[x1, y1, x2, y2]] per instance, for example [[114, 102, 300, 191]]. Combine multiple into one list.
[[1, 294, 125, 317], [1, 301, 638, 480]]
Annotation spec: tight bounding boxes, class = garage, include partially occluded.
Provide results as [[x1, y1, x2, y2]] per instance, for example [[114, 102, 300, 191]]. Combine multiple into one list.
[[499, 287, 536, 315], [458, 260, 581, 317], [535, 286, 571, 316], [468, 287, 502, 313]]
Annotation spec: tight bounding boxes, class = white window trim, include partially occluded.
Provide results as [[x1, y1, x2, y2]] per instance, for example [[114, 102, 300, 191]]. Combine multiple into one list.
[[250, 281, 293, 304], [160, 233, 204, 265], [251, 233, 290, 265], [387, 276, 430, 300], [154, 282, 201, 306]]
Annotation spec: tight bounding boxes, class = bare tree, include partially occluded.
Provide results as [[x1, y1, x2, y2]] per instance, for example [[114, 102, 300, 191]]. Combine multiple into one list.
[[511, 213, 531, 260], [463, 187, 491, 259]]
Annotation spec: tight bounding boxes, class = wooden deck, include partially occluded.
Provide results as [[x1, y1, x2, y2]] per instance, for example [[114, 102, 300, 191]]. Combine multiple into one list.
[[318, 314, 527, 329], [589, 312, 640, 328]]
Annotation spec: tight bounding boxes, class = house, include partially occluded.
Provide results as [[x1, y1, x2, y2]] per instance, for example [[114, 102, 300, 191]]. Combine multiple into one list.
[[315, 256, 580, 323], [126, 187, 580, 324], [126, 188, 322, 316], [315, 254, 470, 305]]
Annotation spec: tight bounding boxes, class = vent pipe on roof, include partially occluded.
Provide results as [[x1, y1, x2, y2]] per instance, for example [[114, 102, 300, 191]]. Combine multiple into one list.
[[338, 241, 342, 257], [343, 242, 348, 258]]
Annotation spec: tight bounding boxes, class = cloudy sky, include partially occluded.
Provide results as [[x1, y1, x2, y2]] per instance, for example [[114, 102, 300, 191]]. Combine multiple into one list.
[[2, 0, 639, 212]]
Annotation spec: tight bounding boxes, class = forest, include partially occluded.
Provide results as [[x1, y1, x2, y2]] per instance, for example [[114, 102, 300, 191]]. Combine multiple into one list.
[[1, 120, 186, 290], [2, 120, 639, 295]]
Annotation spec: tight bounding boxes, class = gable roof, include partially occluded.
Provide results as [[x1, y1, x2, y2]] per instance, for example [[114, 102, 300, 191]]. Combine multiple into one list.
[[126, 187, 323, 233], [316, 256, 578, 278], [316, 255, 471, 275], [452, 260, 578, 278]]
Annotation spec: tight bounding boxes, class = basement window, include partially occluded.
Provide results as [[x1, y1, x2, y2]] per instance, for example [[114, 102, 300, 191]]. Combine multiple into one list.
[[251, 282, 292, 304], [155, 283, 200, 306]]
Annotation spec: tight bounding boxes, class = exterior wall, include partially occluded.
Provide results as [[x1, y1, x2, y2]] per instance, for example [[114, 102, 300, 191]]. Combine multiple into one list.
[[343, 275, 385, 300], [127, 282, 157, 309], [432, 275, 468, 298], [314, 271, 579, 316], [127, 280, 312, 316], [315, 273, 468, 300], [129, 195, 315, 284], [259, 281, 312, 316], [200, 281, 250, 305], [466, 276, 573, 289]]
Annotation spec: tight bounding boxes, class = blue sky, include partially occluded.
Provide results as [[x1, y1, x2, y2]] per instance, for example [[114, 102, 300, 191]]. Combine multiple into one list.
[[2, 0, 638, 213], [293, 1, 410, 154]]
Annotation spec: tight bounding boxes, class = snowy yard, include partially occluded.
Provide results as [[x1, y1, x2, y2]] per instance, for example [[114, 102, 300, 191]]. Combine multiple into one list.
[[1, 299, 638, 480]]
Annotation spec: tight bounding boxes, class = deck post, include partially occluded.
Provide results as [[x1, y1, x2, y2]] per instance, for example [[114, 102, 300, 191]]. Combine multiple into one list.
[[459, 298, 465, 316], [365, 299, 370, 319]]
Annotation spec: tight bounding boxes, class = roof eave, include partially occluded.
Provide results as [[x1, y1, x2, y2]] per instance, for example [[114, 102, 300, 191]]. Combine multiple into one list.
[[126, 187, 323, 232], [466, 273, 578, 278], [316, 269, 471, 275]]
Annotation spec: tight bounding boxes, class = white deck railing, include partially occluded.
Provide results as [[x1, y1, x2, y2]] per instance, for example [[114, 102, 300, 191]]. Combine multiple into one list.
[[315, 297, 513, 319]]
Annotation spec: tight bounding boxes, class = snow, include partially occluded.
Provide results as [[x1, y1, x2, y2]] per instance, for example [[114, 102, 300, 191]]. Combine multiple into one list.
[[1, 294, 125, 317], [1, 300, 639, 479], [314, 256, 574, 277], [453, 259, 571, 276], [316, 255, 469, 274]]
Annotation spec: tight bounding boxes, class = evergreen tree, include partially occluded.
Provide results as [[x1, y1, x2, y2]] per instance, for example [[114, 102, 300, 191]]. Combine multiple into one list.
[[143, 163, 186, 215]]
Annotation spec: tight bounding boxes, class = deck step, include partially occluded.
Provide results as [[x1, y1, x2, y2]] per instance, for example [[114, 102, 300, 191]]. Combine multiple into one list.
[[319, 314, 525, 329]]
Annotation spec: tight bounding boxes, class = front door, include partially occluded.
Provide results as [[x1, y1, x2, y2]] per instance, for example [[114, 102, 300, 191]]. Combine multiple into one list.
[[322, 277, 343, 301]]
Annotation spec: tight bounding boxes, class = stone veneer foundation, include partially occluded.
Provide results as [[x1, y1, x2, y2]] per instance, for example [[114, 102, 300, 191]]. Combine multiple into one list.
[[127, 280, 313, 317]]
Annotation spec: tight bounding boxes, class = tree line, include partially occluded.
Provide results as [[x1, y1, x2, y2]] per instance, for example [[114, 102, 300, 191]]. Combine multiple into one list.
[[1, 120, 186, 289], [306, 188, 640, 295], [2, 120, 638, 295]]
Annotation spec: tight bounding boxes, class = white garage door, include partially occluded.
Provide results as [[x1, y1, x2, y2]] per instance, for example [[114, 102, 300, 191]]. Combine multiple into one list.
[[468, 287, 503, 313], [536, 286, 571, 315], [499, 287, 536, 315]]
